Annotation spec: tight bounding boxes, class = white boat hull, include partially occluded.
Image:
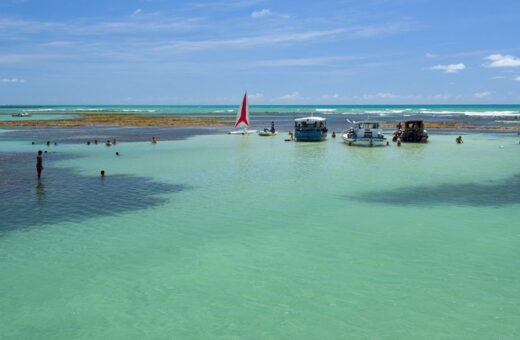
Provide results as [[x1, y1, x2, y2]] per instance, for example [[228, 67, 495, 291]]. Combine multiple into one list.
[[342, 135, 387, 147], [258, 131, 278, 136], [229, 129, 257, 135]]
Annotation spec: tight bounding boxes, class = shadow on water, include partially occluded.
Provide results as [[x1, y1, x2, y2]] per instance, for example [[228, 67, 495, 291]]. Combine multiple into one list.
[[0, 152, 187, 232], [350, 173, 520, 207]]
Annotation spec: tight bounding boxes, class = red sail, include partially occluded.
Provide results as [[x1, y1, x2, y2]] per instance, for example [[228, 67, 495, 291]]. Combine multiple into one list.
[[235, 93, 249, 127]]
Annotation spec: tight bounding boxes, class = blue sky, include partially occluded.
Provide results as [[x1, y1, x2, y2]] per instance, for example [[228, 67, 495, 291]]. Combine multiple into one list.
[[1, 0, 519, 104]]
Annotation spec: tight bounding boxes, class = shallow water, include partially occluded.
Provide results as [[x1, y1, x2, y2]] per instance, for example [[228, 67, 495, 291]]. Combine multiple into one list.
[[1, 131, 520, 338]]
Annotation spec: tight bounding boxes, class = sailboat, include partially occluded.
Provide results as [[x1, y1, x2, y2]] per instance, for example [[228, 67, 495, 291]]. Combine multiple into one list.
[[229, 92, 257, 134]]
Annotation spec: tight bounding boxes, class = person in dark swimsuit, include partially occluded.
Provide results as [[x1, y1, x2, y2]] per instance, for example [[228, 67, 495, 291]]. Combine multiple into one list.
[[36, 150, 43, 179]]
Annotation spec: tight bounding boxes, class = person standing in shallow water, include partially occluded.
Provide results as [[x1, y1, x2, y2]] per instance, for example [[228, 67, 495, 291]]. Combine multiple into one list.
[[36, 150, 43, 179]]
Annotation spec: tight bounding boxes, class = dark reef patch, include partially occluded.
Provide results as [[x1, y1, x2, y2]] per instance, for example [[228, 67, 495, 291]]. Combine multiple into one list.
[[0, 151, 186, 232], [350, 174, 520, 207]]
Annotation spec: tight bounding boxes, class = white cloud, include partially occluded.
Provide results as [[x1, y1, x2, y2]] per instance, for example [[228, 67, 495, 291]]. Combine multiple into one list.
[[248, 92, 264, 100], [251, 9, 271, 18], [473, 91, 491, 98], [425, 52, 438, 58], [515, 76, 520, 82], [362, 92, 400, 99], [484, 54, 520, 68], [430, 63, 466, 73], [491, 75, 506, 79], [279, 91, 302, 101], [156, 29, 345, 52], [0, 77, 26, 83], [254, 56, 354, 67], [132, 9, 142, 17], [322, 93, 340, 100]]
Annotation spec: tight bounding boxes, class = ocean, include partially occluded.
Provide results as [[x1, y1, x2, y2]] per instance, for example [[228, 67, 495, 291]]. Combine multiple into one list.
[[0, 105, 520, 126], [1, 127, 519, 338]]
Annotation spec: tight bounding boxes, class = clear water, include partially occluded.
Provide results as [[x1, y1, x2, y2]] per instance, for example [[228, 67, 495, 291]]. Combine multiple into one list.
[[1, 131, 520, 338], [0, 114, 77, 121]]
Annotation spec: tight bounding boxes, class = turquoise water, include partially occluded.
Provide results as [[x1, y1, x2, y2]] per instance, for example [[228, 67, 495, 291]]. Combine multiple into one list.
[[1, 104, 520, 117], [1, 132, 520, 338], [0, 114, 77, 121]]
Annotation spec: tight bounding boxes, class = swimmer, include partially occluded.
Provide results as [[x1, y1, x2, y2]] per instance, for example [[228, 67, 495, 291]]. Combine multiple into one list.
[[456, 136, 463, 144], [116, 152, 120, 156], [332, 131, 336, 138], [46, 141, 50, 146], [87, 141, 91, 145], [151, 136, 157, 144], [36, 150, 43, 179], [100, 170, 105, 177], [106, 140, 111, 146]]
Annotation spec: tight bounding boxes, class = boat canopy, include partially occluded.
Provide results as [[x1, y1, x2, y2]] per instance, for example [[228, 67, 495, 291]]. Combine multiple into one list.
[[295, 117, 327, 123], [357, 121, 380, 129]]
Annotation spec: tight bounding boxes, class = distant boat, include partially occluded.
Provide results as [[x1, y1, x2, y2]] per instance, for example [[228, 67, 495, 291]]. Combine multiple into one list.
[[294, 116, 328, 141], [342, 121, 387, 147], [229, 92, 257, 135], [12, 113, 31, 117]]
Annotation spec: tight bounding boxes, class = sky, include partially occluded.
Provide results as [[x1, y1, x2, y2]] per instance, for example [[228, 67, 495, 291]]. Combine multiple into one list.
[[1, 0, 520, 105]]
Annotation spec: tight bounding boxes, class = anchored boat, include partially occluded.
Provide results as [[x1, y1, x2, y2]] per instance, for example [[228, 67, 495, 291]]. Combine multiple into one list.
[[11, 113, 31, 117], [229, 92, 257, 135], [294, 117, 328, 141], [342, 121, 387, 147], [393, 120, 428, 143]]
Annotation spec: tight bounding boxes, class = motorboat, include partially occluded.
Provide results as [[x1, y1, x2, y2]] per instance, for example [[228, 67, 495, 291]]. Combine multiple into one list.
[[342, 121, 387, 146], [294, 117, 327, 141], [393, 120, 428, 143], [11, 113, 32, 117], [258, 130, 278, 136]]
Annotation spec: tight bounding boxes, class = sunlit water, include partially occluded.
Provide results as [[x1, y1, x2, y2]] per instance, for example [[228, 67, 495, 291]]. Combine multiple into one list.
[[1, 131, 520, 338]]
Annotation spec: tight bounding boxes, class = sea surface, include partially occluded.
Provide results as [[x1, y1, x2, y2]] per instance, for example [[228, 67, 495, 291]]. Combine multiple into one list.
[[1, 128, 520, 338], [2, 105, 520, 129]]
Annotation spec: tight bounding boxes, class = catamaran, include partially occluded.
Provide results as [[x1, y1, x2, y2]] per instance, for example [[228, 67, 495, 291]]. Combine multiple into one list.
[[229, 92, 257, 135]]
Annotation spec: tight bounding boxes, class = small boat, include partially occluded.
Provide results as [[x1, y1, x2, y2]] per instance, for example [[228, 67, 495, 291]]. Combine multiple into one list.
[[12, 113, 32, 117], [393, 120, 428, 143], [258, 130, 278, 136], [294, 117, 327, 141], [229, 92, 257, 135], [342, 121, 387, 146]]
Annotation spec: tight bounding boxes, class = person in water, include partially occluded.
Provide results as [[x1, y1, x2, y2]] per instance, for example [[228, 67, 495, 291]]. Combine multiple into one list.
[[46, 141, 50, 146], [106, 140, 111, 146], [152, 136, 157, 144], [36, 150, 43, 179], [456, 136, 463, 144], [270, 121, 276, 133], [94, 139, 98, 145], [87, 141, 91, 145], [332, 131, 336, 138], [100, 170, 105, 177], [116, 152, 120, 156]]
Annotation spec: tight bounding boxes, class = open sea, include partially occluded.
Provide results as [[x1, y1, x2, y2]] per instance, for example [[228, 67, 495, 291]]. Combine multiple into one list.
[[2, 104, 520, 129], [1, 125, 520, 338]]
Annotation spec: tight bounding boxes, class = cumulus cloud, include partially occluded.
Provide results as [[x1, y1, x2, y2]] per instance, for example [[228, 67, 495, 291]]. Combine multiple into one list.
[[473, 91, 491, 98], [484, 54, 520, 68], [251, 9, 271, 18], [0, 77, 26, 83], [279, 91, 301, 101], [248, 92, 264, 100], [430, 63, 466, 73]]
